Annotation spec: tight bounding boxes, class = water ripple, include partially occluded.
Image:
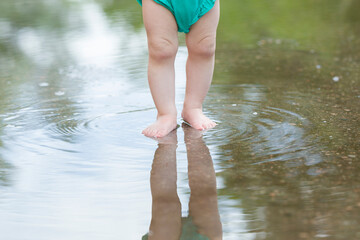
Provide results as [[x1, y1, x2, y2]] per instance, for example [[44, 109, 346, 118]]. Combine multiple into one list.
[[206, 84, 323, 166]]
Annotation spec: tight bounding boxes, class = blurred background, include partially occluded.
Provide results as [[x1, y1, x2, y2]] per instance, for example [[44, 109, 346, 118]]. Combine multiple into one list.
[[0, 0, 359, 239]]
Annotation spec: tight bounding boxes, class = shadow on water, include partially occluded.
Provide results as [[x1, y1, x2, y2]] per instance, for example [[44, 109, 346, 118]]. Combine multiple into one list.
[[143, 125, 222, 240]]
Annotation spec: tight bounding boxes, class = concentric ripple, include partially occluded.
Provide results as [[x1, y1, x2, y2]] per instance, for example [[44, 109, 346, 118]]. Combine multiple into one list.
[[1, 91, 156, 157], [206, 84, 323, 166]]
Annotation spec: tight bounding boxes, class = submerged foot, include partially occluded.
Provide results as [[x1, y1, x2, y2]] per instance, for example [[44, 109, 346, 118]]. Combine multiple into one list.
[[181, 108, 216, 130], [142, 114, 178, 138]]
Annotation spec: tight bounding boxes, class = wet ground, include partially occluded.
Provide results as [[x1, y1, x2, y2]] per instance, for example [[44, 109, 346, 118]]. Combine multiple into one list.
[[0, 0, 359, 239]]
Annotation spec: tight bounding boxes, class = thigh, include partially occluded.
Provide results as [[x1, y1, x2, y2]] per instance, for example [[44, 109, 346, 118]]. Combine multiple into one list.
[[142, 0, 179, 45], [185, 0, 220, 44]]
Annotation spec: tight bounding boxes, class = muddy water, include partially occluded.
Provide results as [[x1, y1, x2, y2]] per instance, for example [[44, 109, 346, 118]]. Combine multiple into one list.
[[0, 0, 359, 239]]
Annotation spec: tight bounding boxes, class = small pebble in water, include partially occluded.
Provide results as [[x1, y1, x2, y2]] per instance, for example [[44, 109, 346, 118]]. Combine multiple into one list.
[[316, 65, 321, 69], [253, 112, 258, 115], [333, 76, 340, 82], [39, 82, 49, 87], [55, 91, 65, 96]]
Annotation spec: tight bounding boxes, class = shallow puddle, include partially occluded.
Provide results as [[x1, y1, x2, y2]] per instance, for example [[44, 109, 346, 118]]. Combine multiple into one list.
[[0, 0, 359, 239]]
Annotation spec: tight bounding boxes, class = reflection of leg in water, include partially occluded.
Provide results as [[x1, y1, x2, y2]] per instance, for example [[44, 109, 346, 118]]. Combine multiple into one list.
[[146, 130, 181, 240], [143, 128, 222, 240], [184, 124, 223, 240]]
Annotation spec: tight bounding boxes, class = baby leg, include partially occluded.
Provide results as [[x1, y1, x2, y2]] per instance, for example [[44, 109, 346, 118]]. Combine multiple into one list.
[[142, 0, 179, 138], [182, 0, 220, 130]]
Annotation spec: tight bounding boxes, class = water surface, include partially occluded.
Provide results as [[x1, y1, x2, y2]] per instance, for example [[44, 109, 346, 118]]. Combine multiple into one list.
[[0, 0, 359, 239]]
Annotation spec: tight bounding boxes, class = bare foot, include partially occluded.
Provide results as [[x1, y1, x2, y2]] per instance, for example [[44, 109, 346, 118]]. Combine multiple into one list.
[[142, 114, 178, 138], [181, 108, 216, 130]]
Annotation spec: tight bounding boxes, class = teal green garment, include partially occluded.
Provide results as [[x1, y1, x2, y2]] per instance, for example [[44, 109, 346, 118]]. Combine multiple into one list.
[[142, 216, 209, 240], [136, 0, 216, 33]]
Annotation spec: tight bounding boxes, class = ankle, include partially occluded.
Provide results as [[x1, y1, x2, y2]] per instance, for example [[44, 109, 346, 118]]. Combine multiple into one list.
[[183, 103, 203, 112], [182, 106, 202, 114], [157, 112, 177, 119]]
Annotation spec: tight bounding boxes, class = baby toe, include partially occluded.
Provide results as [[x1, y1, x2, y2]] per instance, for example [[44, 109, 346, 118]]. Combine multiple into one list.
[[156, 130, 166, 138]]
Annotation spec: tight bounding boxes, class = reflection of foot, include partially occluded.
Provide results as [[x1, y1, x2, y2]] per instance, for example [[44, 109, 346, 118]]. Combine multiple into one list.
[[142, 114, 178, 138], [181, 108, 216, 130], [182, 123, 203, 141], [156, 128, 178, 145]]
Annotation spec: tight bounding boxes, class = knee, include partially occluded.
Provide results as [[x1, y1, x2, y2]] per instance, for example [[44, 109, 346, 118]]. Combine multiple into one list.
[[148, 37, 178, 61], [187, 35, 216, 58]]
